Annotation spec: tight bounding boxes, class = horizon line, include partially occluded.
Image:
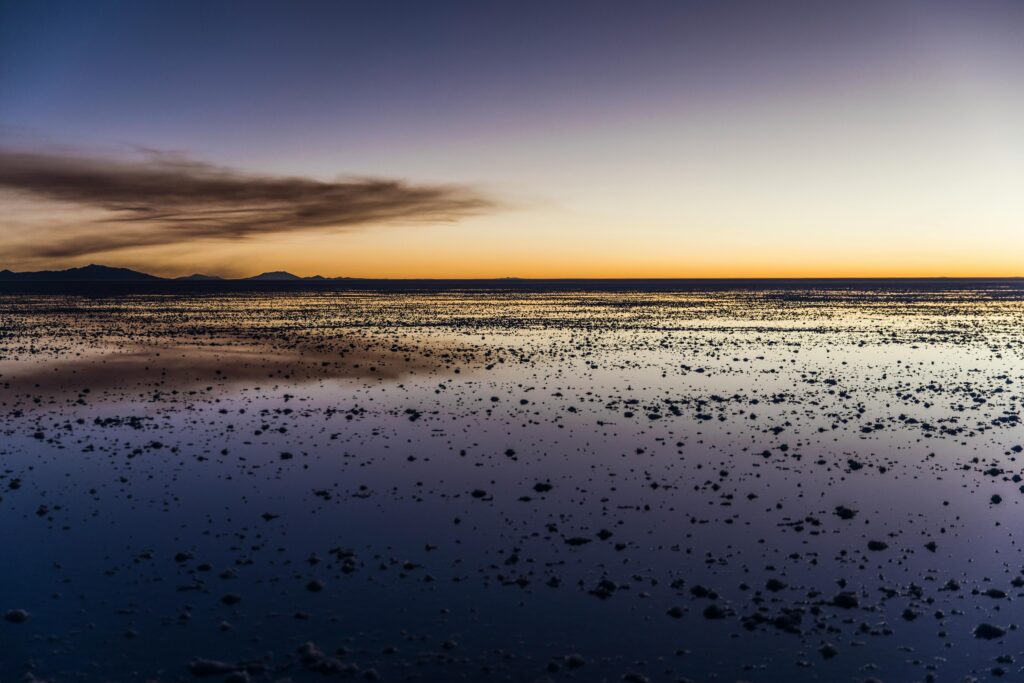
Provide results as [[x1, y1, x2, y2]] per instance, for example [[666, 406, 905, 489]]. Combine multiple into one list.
[[1, 263, 1022, 282]]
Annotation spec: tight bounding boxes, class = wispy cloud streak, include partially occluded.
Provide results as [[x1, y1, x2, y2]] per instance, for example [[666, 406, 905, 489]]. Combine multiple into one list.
[[0, 149, 494, 258]]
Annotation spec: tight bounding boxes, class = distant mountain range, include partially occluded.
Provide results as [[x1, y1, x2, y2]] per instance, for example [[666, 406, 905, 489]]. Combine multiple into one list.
[[0, 264, 164, 281], [0, 265, 1019, 289], [0, 264, 341, 281]]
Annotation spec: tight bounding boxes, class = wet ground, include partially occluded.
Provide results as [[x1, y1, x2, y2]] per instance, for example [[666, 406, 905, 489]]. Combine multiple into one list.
[[2, 283, 1023, 682]]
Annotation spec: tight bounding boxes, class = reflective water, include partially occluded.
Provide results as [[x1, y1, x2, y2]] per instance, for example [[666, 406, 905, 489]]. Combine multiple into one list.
[[2, 286, 1023, 682]]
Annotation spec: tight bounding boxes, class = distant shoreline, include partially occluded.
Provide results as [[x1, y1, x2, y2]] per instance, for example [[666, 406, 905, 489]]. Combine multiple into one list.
[[1, 276, 1022, 296]]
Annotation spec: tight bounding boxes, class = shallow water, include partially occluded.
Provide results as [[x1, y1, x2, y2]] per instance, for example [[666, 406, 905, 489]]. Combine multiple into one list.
[[2, 286, 1023, 682]]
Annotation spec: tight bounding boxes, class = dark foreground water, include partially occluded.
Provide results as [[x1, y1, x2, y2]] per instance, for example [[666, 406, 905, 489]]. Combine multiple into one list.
[[2, 283, 1023, 682]]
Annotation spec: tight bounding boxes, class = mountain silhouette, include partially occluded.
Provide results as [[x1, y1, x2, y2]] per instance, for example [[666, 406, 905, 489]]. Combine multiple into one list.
[[0, 264, 161, 281], [247, 271, 302, 281], [176, 273, 224, 281], [0, 265, 318, 281]]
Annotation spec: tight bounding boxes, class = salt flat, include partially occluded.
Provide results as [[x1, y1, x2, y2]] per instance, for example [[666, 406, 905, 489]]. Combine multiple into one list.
[[2, 283, 1023, 682]]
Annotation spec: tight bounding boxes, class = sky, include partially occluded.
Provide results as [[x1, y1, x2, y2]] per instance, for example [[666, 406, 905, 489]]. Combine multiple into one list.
[[0, 0, 1022, 278]]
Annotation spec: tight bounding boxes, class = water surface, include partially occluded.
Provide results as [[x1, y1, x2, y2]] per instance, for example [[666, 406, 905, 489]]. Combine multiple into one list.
[[2, 284, 1023, 682]]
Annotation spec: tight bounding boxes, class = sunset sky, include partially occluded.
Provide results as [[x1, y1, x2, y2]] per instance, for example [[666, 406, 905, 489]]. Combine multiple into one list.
[[1, 0, 1022, 278]]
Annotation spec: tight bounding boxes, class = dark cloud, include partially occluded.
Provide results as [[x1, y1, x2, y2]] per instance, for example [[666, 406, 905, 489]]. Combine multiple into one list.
[[0, 149, 494, 259]]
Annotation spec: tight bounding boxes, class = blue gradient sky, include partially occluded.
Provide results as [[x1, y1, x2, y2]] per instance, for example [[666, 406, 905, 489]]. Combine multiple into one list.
[[1, 0, 1022, 277]]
